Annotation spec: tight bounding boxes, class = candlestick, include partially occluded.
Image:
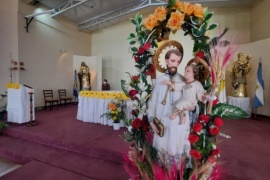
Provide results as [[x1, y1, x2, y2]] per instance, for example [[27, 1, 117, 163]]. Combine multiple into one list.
[[27, 91, 37, 126]]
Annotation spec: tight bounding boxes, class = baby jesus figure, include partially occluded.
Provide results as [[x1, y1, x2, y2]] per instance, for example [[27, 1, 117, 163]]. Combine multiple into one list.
[[163, 64, 214, 124]]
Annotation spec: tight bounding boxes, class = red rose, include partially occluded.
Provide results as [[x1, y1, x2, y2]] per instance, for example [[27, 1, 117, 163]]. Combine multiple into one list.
[[209, 126, 220, 136], [212, 149, 220, 156], [192, 123, 203, 133], [149, 64, 155, 73], [196, 51, 204, 59], [214, 117, 224, 127], [199, 114, 210, 124], [131, 110, 137, 116], [132, 118, 142, 130], [129, 90, 138, 99], [145, 70, 151, 75], [138, 46, 144, 54], [212, 99, 219, 106], [132, 75, 138, 81], [190, 149, 202, 160], [145, 131, 153, 143], [143, 43, 151, 50], [188, 134, 200, 144], [134, 56, 139, 63]]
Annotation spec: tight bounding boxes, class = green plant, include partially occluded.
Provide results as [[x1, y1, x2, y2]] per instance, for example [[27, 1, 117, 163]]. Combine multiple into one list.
[[0, 121, 8, 134]]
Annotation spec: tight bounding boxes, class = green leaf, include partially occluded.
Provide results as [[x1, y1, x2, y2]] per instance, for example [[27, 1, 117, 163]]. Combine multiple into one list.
[[193, 43, 200, 52], [127, 36, 134, 40], [199, 22, 207, 34], [166, 0, 176, 8], [129, 40, 136, 45], [131, 47, 138, 53], [135, 13, 141, 21], [191, 28, 202, 37], [190, 16, 199, 25], [130, 33, 136, 38], [121, 80, 129, 97], [138, 16, 142, 25], [204, 12, 213, 22], [138, 35, 143, 43], [211, 103, 248, 118], [131, 18, 137, 26], [208, 24, 218, 31]]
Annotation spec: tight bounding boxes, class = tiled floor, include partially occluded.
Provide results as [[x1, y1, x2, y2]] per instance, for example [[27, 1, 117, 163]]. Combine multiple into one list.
[[0, 157, 21, 177]]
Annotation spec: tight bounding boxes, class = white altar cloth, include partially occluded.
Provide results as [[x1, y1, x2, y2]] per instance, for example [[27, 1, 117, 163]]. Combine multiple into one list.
[[76, 91, 132, 125], [7, 84, 35, 123], [227, 96, 251, 118]]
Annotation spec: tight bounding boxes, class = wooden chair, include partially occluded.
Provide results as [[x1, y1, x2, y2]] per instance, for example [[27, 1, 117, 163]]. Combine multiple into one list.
[[43, 90, 58, 111], [58, 89, 72, 107]]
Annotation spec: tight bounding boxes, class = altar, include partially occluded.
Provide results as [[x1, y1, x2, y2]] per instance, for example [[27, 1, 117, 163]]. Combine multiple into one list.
[[76, 91, 132, 125], [6, 83, 35, 123], [227, 96, 251, 118]]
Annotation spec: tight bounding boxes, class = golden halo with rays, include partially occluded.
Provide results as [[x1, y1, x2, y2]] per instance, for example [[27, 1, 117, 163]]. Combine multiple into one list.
[[153, 40, 184, 73], [187, 57, 210, 83]]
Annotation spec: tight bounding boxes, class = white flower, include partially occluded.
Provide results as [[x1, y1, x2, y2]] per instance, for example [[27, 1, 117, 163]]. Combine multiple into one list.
[[137, 104, 147, 119], [212, 144, 216, 149], [128, 125, 133, 132], [138, 82, 147, 91], [148, 48, 156, 55]]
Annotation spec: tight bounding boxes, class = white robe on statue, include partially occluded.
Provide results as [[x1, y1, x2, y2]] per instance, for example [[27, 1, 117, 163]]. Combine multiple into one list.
[[174, 80, 206, 116], [147, 72, 190, 167]]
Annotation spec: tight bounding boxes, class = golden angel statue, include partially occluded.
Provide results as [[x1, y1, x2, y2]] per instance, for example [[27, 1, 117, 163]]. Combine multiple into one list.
[[230, 53, 251, 97], [77, 61, 91, 91]]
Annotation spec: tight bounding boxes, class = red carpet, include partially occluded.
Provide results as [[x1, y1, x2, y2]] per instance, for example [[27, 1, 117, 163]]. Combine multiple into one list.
[[0, 104, 130, 179], [0, 104, 269, 179], [218, 116, 270, 180]]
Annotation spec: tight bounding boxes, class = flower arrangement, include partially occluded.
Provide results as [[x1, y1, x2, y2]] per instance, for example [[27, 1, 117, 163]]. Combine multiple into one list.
[[101, 99, 126, 123], [121, 0, 247, 179]]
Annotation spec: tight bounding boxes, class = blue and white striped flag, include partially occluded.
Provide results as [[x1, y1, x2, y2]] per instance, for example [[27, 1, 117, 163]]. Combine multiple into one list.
[[254, 61, 264, 108], [73, 70, 78, 98]]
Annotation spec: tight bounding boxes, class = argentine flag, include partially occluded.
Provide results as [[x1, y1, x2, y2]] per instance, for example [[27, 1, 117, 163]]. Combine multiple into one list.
[[254, 62, 264, 108]]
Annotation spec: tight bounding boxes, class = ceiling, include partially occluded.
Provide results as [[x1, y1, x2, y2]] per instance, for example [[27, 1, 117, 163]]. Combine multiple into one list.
[[22, 0, 257, 32]]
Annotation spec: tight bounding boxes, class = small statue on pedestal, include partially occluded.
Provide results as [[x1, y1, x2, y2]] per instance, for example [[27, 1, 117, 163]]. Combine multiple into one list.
[[77, 61, 91, 91], [230, 53, 251, 97]]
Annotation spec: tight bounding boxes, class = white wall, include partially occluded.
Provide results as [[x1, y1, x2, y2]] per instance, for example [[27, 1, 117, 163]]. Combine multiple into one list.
[[91, 7, 250, 86], [250, 0, 270, 42], [91, 6, 270, 116], [0, 0, 19, 94], [17, 2, 91, 107]]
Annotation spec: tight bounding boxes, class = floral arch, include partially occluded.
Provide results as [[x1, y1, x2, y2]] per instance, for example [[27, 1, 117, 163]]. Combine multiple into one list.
[[121, 0, 246, 179]]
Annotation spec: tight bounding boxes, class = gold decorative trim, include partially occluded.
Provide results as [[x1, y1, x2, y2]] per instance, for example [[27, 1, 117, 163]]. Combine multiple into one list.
[[153, 40, 184, 73], [80, 91, 129, 100], [6, 83, 20, 89]]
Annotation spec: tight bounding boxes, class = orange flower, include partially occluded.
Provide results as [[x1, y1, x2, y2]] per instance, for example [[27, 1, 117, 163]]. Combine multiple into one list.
[[154, 6, 167, 22], [180, 2, 194, 16], [108, 103, 116, 111], [143, 14, 159, 31], [166, 11, 185, 31], [193, 3, 204, 18], [174, 0, 182, 10]]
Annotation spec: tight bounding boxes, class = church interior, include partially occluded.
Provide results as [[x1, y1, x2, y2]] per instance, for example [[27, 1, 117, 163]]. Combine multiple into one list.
[[0, 0, 269, 179]]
